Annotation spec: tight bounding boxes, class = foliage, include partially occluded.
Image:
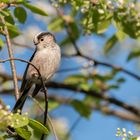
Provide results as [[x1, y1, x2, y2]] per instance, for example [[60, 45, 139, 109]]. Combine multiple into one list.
[[0, 107, 48, 139]]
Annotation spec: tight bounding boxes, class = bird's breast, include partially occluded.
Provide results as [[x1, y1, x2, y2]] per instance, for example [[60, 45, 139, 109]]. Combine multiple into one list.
[[26, 47, 61, 83]]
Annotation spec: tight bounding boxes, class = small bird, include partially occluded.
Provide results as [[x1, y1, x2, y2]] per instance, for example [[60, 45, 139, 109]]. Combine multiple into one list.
[[12, 32, 61, 112]]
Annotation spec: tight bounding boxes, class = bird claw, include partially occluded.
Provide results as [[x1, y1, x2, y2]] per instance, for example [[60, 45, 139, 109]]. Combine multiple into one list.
[[40, 87, 47, 93], [32, 72, 39, 78]]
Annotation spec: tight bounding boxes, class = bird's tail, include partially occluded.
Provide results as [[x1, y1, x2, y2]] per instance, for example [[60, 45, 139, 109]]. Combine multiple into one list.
[[12, 87, 31, 113]]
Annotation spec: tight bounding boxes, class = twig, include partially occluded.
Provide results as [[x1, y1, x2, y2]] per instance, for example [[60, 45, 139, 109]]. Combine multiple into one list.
[[57, 62, 94, 73], [64, 115, 81, 140], [29, 96, 59, 140], [0, 16, 19, 100], [11, 41, 33, 50]]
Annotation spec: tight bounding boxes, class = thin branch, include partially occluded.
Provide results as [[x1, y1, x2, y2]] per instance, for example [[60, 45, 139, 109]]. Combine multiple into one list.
[[11, 41, 33, 50], [57, 62, 94, 73], [0, 16, 19, 100], [64, 115, 81, 140], [29, 96, 59, 140], [0, 72, 22, 81]]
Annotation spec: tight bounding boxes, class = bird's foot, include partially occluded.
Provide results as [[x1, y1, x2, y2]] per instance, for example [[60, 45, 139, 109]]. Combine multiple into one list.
[[40, 87, 47, 93]]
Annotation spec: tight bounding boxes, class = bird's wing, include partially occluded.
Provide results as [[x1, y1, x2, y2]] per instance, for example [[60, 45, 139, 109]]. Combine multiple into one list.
[[20, 49, 37, 92], [32, 84, 42, 97]]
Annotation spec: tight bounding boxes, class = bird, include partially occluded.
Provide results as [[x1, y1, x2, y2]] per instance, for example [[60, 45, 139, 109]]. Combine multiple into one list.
[[12, 32, 61, 113]]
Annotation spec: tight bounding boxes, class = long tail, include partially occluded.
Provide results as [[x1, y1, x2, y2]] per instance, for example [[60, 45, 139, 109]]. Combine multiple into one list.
[[12, 87, 31, 113]]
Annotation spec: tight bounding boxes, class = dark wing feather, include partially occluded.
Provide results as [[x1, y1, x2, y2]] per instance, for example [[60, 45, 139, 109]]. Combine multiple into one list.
[[32, 84, 42, 97], [20, 49, 37, 92], [12, 82, 32, 113]]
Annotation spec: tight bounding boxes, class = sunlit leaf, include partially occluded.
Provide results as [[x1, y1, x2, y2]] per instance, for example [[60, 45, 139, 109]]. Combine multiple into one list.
[[4, 14, 15, 25], [115, 30, 126, 41], [29, 119, 49, 134], [48, 101, 59, 111], [71, 99, 92, 119], [11, 114, 29, 128], [0, 38, 4, 50], [64, 74, 87, 84], [15, 127, 31, 140], [23, 3, 48, 16], [6, 22, 21, 38], [127, 48, 140, 61], [104, 35, 118, 53], [96, 20, 111, 34], [48, 18, 64, 32]]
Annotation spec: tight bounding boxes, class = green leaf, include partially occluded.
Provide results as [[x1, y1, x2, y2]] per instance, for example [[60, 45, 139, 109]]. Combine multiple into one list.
[[48, 101, 59, 111], [15, 127, 31, 140], [0, 38, 4, 50], [11, 114, 29, 128], [96, 20, 111, 34], [108, 84, 119, 90], [115, 30, 126, 41], [48, 18, 64, 32], [64, 74, 87, 84], [6, 22, 21, 38], [14, 7, 27, 23], [69, 22, 80, 39], [104, 35, 118, 53], [71, 99, 92, 119], [23, 3, 48, 16], [0, 0, 9, 2], [78, 83, 90, 91], [117, 78, 125, 83], [60, 37, 71, 47], [29, 119, 49, 134], [4, 14, 15, 25], [127, 48, 140, 61]]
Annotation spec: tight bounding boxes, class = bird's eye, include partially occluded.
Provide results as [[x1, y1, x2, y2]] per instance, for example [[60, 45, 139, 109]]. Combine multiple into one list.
[[40, 38, 44, 41]]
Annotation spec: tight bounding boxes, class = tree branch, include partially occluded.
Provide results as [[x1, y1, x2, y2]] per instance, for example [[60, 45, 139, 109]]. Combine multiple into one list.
[[39, 94, 140, 123], [0, 16, 19, 100], [46, 82, 140, 117]]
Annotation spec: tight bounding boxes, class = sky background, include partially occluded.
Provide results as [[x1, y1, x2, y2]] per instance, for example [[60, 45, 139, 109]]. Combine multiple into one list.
[[0, 1, 140, 140]]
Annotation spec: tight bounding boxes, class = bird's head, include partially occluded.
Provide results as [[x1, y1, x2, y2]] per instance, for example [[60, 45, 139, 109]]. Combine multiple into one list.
[[33, 32, 56, 50]]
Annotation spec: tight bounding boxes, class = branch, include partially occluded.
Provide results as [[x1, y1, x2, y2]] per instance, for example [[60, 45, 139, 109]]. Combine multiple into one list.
[[11, 41, 33, 50], [0, 16, 19, 100], [1, 89, 140, 124], [1, 69, 140, 118], [41, 95, 140, 123], [0, 72, 22, 81], [46, 82, 140, 117]]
